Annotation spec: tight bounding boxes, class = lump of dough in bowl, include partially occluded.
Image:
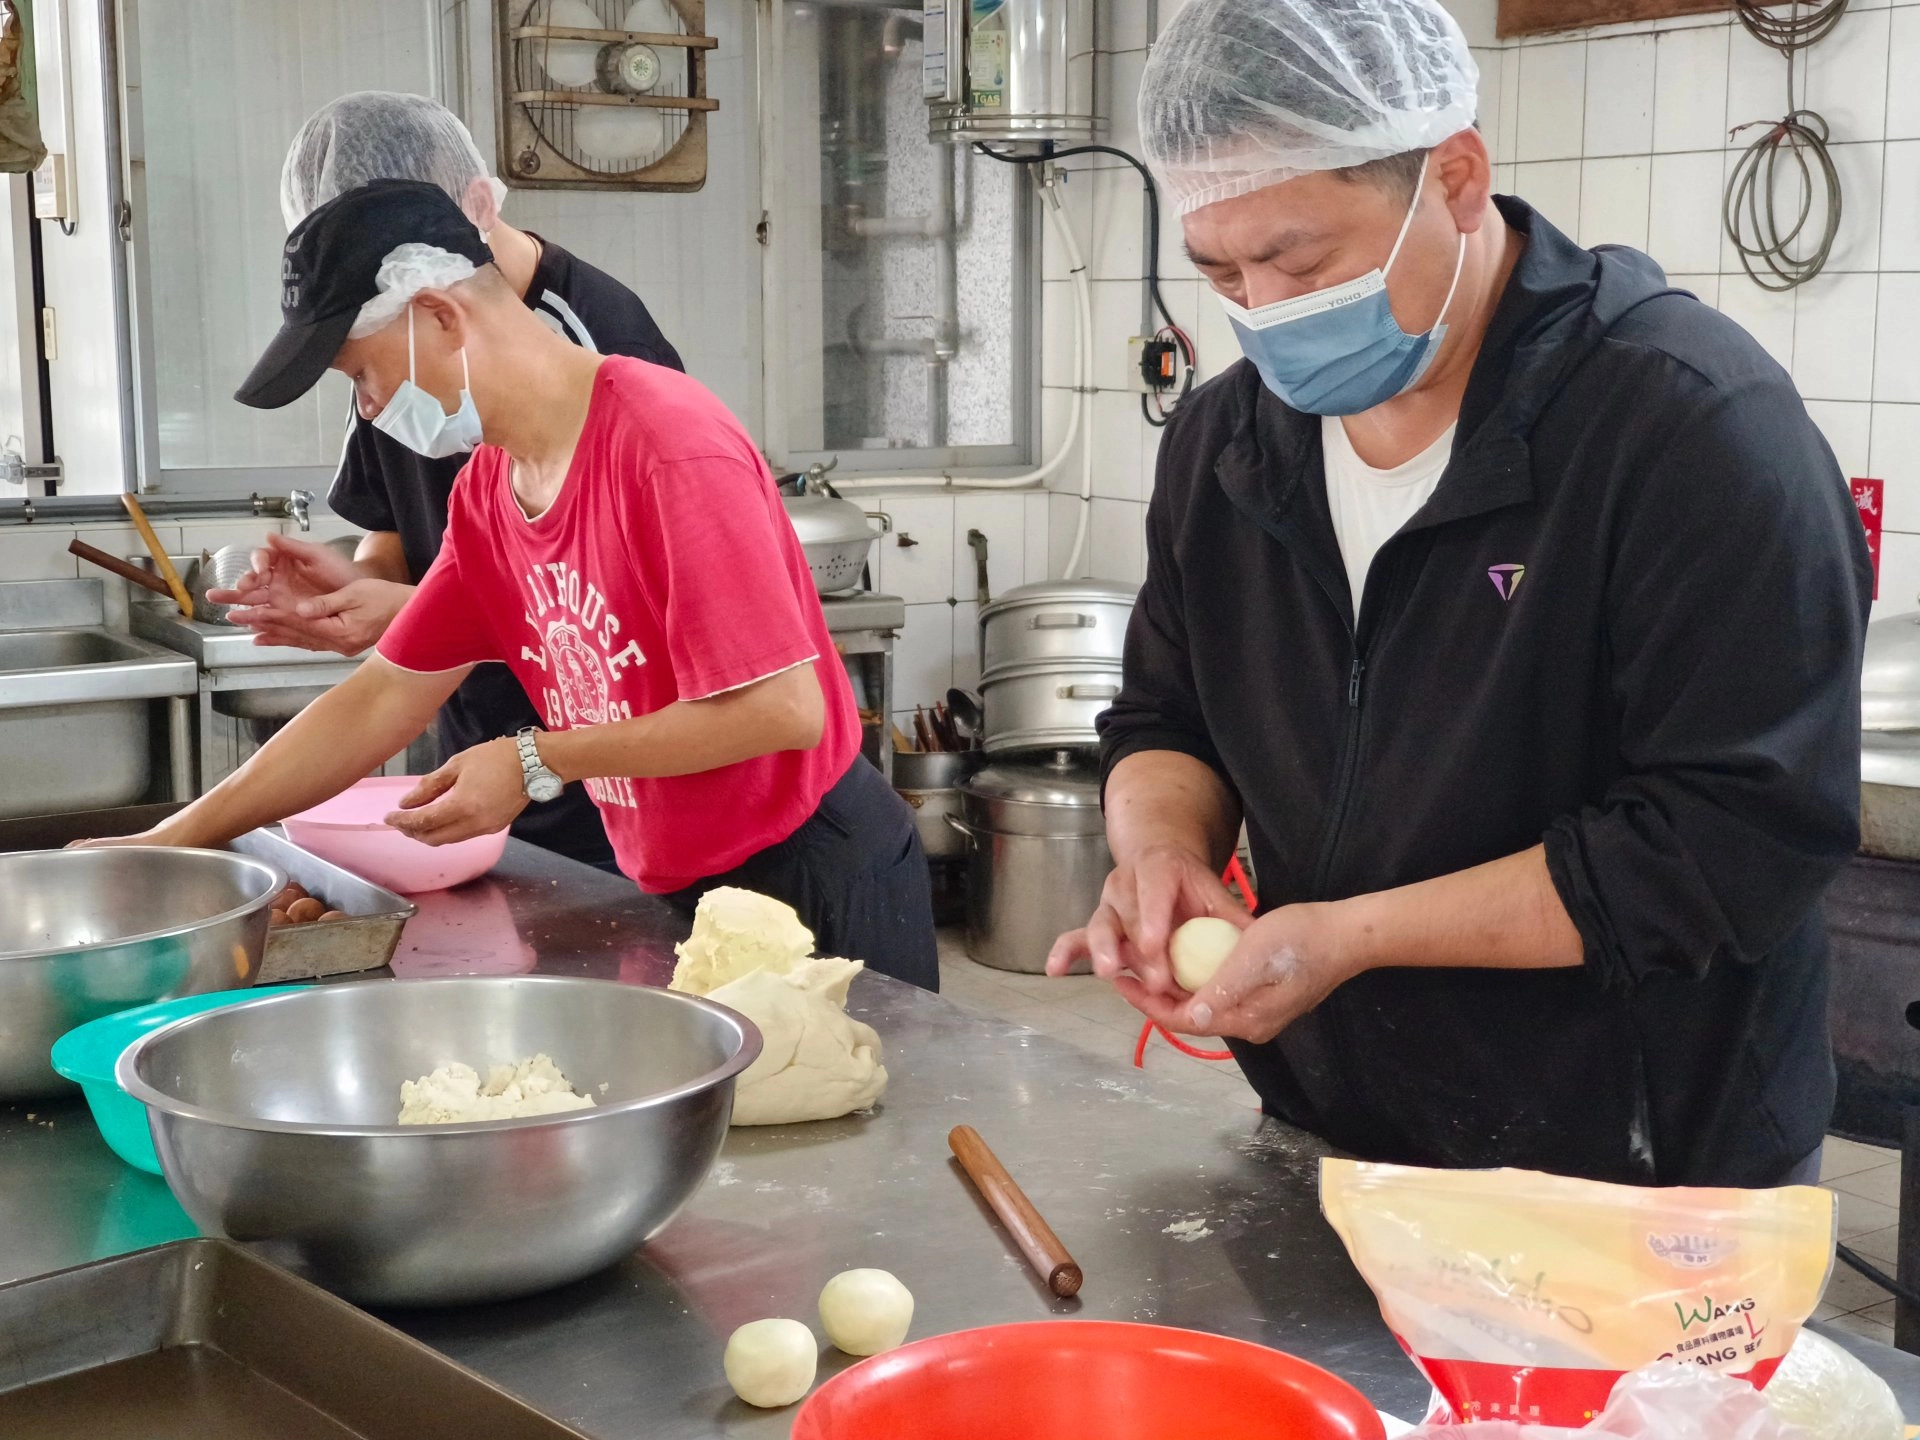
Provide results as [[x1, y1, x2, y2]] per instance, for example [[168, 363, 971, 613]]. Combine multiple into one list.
[[723, 1318, 817, 1408], [670, 886, 815, 995], [709, 958, 887, 1125], [819, 1268, 914, 1356], [1170, 915, 1240, 993], [397, 1054, 595, 1125]]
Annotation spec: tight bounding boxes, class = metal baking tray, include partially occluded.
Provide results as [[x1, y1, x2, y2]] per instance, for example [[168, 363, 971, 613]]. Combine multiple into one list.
[[0, 1239, 589, 1439], [0, 804, 414, 983], [231, 827, 416, 983]]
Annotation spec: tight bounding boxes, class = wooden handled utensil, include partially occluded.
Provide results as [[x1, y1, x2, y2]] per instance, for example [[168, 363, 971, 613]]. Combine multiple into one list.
[[949, 1124, 1083, 1298], [119, 494, 194, 618], [70, 539, 176, 599]]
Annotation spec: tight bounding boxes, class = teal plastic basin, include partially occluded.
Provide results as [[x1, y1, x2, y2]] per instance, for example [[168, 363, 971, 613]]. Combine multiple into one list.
[[50, 986, 306, 1173]]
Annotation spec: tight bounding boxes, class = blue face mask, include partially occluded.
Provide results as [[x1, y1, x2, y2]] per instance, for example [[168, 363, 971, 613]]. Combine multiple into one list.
[[371, 304, 484, 459], [1218, 158, 1466, 417]]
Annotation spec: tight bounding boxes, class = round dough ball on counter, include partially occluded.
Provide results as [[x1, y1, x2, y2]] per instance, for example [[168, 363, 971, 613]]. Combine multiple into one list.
[[1170, 916, 1241, 993], [723, 1318, 818, 1408], [819, 1268, 914, 1356]]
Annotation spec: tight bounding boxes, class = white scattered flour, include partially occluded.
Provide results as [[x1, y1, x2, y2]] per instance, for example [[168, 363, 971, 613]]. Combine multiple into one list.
[[1163, 1218, 1214, 1242]]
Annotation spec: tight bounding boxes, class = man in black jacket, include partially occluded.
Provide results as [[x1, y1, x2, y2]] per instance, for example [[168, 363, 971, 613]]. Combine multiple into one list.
[[1047, 0, 1871, 1186]]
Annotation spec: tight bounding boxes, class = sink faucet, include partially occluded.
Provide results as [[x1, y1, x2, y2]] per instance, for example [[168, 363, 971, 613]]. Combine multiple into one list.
[[288, 488, 313, 532]]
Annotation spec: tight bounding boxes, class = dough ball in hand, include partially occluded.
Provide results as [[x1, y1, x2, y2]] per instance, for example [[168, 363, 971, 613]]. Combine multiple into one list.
[[819, 1268, 914, 1356], [1170, 916, 1240, 993], [723, 1318, 818, 1408]]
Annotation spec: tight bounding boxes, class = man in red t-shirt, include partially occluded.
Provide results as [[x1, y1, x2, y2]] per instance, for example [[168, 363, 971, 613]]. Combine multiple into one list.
[[91, 179, 936, 990]]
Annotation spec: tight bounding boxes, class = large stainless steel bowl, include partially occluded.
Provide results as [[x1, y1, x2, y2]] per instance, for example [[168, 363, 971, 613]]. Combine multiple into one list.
[[0, 847, 283, 1099], [119, 976, 762, 1306]]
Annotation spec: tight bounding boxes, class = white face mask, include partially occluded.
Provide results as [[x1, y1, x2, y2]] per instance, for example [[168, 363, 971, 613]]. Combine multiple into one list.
[[371, 304, 483, 459]]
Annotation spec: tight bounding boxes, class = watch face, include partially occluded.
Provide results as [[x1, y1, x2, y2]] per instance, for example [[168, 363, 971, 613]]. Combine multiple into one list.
[[529, 772, 564, 803]]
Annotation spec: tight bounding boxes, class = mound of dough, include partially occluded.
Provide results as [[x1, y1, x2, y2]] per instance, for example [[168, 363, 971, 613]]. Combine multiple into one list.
[[670, 887, 815, 996], [710, 957, 887, 1125], [398, 1053, 596, 1125]]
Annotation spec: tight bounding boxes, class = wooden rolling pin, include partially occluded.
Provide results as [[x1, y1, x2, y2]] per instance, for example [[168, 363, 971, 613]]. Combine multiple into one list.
[[119, 493, 194, 617], [949, 1124, 1083, 1298], [69, 538, 175, 599]]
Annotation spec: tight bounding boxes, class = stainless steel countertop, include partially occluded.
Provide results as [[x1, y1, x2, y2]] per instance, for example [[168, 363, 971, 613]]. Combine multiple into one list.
[[817, 590, 905, 635], [130, 599, 369, 669], [3, 839, 1917, 1435]]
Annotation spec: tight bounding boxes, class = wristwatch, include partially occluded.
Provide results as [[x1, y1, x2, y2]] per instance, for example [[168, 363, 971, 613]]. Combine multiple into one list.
[[514, 727, 564, 803]]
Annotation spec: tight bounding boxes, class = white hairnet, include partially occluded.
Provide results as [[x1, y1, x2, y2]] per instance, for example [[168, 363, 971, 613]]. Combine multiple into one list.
[[282, 91, 509, 232], [348, 244, 480, 340], [1140, 0, 1479, 217]]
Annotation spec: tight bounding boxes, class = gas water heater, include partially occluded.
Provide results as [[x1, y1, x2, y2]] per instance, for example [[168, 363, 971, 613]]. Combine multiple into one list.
[[923, 0, 1099, 147]]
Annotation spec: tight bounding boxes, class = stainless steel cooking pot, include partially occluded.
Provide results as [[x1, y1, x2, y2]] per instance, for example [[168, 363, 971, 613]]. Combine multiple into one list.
[[949, 752, 1110, 973], [978, 658, 1122, 755], [894, 748, 983, 860], [977, 580, 1137, 675], [1861, 607, 1920, 859], [782, 490, 885, 596]]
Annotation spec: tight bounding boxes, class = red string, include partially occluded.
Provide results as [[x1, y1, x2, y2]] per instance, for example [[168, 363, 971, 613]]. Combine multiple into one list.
[[1132, 856, 1257, 1068]]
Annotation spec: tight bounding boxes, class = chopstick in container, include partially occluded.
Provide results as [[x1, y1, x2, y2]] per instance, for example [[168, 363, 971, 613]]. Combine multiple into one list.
[[949, 1125, 1083, 1298]]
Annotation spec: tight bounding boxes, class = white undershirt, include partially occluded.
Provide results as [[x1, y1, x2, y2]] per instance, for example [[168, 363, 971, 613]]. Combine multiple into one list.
[[1320, 415, 1456, 615]]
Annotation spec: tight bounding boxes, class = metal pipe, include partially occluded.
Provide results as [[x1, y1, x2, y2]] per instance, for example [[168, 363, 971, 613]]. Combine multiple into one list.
[[929, 143, 957, 447], [97, 0, 141, 495], [167, 695, 195, 801], [0, 493, 296, 526]]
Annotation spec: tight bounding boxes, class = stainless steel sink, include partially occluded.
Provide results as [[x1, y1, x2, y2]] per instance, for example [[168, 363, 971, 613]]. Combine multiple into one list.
[[0, 581, 198, 820]]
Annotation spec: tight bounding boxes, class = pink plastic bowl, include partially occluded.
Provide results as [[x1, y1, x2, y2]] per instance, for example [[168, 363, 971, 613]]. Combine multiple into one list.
[[282, 776, 509, 893]]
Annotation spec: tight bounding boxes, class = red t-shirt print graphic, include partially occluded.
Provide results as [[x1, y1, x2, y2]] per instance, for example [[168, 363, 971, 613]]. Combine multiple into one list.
[[378, 357, 861, 891]]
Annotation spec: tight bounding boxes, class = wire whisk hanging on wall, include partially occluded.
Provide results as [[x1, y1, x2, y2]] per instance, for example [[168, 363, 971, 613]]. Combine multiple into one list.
[[1722, 0, 1847, 292]]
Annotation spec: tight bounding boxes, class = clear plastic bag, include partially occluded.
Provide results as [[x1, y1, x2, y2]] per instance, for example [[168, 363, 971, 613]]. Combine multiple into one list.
[[1403, 1363, 1814, 1439], [1320, 1161, 1835, 1427]]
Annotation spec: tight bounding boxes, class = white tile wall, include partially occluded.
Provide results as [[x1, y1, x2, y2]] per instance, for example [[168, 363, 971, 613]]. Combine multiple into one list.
[[1582, 36, 1656, 158], [1890, 9, 1920, 140], [1793, 273, 1879, 403], [1806, 400, 1872, 479], [1651, 25, 1730, 154], [1579, 157, 1651, 250], [1874, 276, 1920, 405], [1516, 44, 1589, 163], [1870, 403, 1920, 533], [1648, 152, 1725, 275]]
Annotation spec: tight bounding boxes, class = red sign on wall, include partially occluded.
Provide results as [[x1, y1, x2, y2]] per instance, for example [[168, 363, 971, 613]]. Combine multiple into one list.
[[1854, 478, 1885, 600]]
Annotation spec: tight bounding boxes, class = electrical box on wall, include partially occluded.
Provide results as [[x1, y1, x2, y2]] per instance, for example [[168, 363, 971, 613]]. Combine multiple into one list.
[[497, 0, 719, 191]]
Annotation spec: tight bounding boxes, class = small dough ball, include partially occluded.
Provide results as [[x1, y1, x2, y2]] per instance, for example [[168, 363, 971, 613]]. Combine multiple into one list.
[[819, 1268, 914, 1356], [1170, 916, 1240, 993], [286, 897, 326, 924], [268, 909, 291, 928], [723, 1318, 817, 1408], [318, 909, 349, 921], [276, 883, 308, 909]]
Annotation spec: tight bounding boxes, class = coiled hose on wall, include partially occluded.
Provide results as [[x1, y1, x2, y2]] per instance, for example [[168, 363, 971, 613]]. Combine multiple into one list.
[[1723, 0, 1847, 291]]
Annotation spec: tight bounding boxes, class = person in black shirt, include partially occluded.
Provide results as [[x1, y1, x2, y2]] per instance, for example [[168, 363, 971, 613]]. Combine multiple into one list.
[[211, 92, 682, 871]]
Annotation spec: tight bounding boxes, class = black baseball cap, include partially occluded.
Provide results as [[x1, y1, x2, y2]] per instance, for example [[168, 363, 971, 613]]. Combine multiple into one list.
[[235, 178, 493, 410]]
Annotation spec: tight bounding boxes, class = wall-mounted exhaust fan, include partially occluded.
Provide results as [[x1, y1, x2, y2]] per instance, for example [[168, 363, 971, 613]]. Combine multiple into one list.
[[496, 0, 717, 191]]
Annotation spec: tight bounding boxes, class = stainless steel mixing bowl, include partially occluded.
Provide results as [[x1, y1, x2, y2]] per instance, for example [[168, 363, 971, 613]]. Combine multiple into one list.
[[0, 847, 284, 1098], [119, 976, 763, 1306]]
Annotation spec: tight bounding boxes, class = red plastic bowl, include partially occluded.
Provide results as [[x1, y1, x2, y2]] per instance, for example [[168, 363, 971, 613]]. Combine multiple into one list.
[[791, 1321, 1387, 1440]]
